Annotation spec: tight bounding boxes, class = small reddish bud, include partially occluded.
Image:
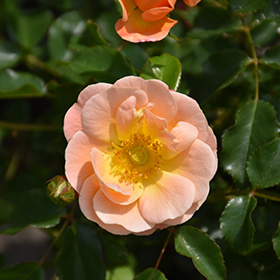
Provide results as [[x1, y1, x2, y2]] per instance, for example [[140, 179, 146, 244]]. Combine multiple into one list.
[[47, 175, 77, 206]]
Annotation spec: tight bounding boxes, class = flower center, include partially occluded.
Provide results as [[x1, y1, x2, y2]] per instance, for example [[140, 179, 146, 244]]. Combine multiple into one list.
[[111, 133, 163, 183]]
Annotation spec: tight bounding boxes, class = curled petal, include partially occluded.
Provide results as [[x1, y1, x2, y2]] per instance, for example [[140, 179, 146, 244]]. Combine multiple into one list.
[[79, 175, 132, 235], [183, 0, 201, 7], [115, 8, 177, 43], [93, 189, 154, 232], [135, 0, 175, 11], [118, 0, 137, 22], [91, 148, 144, 205], [142, 7, 173, 22], [65, 131, 108, 192], [139, 171, 195, 224]]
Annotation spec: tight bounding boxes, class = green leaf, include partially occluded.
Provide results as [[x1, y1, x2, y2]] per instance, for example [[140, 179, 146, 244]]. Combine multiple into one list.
[[0, 189, 65, 234], [258, 262, 280, 280], [174, 226, 226, 280], [0, 42, 21, 70], [134, 268, 167, 280], [57, 223, 105, 280], [261, 45, 280, 69], [272, 222, 280, 260], [140, 54, 182, 91], [229, 0, 269, 13], [247, 138, 280, 189], [221, 100, 278, 187], [220, 195, 257, 253], [69, 46, 134, 83], [100, 234, 128, 263], [0, 263, 44, 280], [0, 198, 13, 223], [0, 70, 46, 99]]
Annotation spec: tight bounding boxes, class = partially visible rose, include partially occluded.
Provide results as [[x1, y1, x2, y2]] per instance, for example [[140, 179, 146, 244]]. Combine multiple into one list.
[[115, 0, 201, 43], [64, 76, 217, 235]]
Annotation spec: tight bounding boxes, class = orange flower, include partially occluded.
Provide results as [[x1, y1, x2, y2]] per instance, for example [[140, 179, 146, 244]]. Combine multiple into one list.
[[115, 0, 201, 42], [64, 76, 217, 235]]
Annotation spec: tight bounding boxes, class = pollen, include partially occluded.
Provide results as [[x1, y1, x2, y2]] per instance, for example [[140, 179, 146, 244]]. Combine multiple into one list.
[[110, 133, 164, 183]]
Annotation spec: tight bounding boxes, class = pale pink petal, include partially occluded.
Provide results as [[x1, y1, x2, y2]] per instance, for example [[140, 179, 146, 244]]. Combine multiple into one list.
[[93, 189, 154, 232], [65, 131, 108, 192], [139, 171, 195, 224], [116, 95, 137, 141], [64, 103, 82, 141], [169, 91, 209, 142], [79, 175, 132, 235], [164, 139, 216, 203], [161, 121, 198, 159], [91, 148, 144, 205], [77, 83, 112, 107], [81, 87, 148, 142], [183, 0, 201, 7], [115, 8, 177, 43]]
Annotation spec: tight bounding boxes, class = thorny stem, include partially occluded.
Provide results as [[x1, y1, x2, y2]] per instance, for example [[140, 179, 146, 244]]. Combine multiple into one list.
[[154, 228, 174, 273], [39, 204, 77, 266]]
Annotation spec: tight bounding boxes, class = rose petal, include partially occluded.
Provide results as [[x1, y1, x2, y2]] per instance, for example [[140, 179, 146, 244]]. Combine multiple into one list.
[[82, 86, 148, 142], [164, 139, 216, 203], [93, 189, 154, 232], [139, 171, 195, 224], [142, 7, 173, 22], [118, 0, 137, 22], [183, 0, 201, 7], [64, 103, 82, 141], [65, 131, 108, 192], [115, 8, 177, 43], [91, 148, 144, 205], [79, 175, 132, 235], [135, 0, 173, 11], [169, 91, 209, 142]]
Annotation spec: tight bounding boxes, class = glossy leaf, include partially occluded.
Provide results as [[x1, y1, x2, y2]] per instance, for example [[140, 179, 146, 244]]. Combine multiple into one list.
[[220, 195, 257, 252], [0, 70, 46, 98], [140, 53, 182, 91], [0, 42, 21, 70], [0, 263, 44, 280], [134, 268, 167, 280], [221, 100, 278, 187], [272, 222, 280, 259], [174, 226, 226, 280], [0, 189, 65, 235], [57, 223, 105, 280], [69, 46, 134, 83], [247, 138, 280, 189], [229, 0, 269, 13], [261, 45, 280, 69]]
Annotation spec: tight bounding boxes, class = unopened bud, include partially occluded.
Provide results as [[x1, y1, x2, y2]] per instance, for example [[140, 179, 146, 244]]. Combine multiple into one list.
[[47, 175, 77, 206]]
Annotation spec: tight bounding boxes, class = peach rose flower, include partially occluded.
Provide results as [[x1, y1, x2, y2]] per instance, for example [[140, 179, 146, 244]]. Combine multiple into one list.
[[115, 0, 201, 42], [64, 76, 217, 235]]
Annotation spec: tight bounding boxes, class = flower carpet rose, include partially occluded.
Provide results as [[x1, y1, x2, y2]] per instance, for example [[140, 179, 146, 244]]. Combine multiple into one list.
[[64, 76, 217, 235], [115, 0, 201, 42]]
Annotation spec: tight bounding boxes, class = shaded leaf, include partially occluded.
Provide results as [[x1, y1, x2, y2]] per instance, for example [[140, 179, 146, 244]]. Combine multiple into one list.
[[69, 46, 134, 83], [258, 262, 280, 280], [134, 268, 166, 280], [229, 0, 269, 13], [261, 45, 280, 69], [0, 42, 21, 70], [0, 69, 46, 99], [175, 226, 226, 280], [221, 100, 278, 187], [247, 138, 280, 189], [140, 53, 181, 91], [0, 189, 65, 234], [0, 263, 44, 280], [272, 222, 280, 259], [220, 195, 257, 252], [57, 223, 105, 280]]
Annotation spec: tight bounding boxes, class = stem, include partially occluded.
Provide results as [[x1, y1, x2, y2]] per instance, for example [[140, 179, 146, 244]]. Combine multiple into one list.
[[254, 190, 280, 203], [154, 229, 173, 272], [0, 121, 61, 131]]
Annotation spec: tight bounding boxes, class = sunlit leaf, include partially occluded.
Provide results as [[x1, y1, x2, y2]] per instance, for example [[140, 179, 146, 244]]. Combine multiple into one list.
[[175, 226, 226, 280], [57, 223, 105, 280], [221, 100, 278, 187], [140, 54, 181, 91], [220, 195, 257, 252], [0, 263, 44, 280], [134, 268, 167, 280]]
